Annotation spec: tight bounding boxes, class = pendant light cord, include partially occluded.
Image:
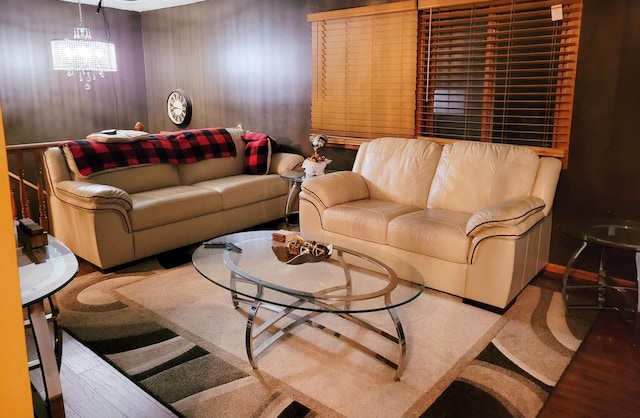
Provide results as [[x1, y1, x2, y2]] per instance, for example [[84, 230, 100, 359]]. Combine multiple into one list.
[[95, 0, 120, 128], [78, 0, 83, 26], [104, 8, 119, 128]]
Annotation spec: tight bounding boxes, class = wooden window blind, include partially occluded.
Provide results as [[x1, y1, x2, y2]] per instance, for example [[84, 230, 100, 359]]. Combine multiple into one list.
[[417, 0, 582, 161], [308, 2, 417, 148]]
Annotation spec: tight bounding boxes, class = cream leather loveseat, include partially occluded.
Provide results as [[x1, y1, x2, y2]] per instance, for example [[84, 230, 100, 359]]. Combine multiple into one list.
[[43, 127, 303, 270], [299, 137, 562, 310]]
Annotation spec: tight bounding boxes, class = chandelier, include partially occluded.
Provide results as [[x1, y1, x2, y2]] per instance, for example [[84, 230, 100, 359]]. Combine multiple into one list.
[[50, 0, 117, 90]]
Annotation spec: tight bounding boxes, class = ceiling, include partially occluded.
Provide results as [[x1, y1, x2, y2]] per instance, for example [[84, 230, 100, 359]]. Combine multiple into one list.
[[58, 0, 208, 13]]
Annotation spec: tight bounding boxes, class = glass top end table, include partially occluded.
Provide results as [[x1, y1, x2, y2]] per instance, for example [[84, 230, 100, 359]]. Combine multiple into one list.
[[279, 170, 306, 227], [18, 233, 79, 417], [561, 218, 640, 344], [280, 170, 336, 228]]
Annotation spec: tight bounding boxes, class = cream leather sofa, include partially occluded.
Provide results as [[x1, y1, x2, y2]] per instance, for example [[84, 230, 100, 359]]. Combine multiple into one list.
[[299, 137, 562, 310], [43, 127, 303, 270]]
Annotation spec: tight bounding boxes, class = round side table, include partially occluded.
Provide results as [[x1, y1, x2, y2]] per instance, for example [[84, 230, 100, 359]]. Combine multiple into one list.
[[279, 170, 306, 228], [561, 218, 640, 344], [280, 169, 337, 228], [19, 234, 78, 417]]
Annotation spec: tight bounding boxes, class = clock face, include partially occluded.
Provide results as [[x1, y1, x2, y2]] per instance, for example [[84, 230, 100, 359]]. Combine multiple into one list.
[[167, 89, 192, 127]]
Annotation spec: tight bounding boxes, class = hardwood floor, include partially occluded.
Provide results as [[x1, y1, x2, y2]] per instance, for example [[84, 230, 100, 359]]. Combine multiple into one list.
[[29, 261, 639, 417], [29, 331, 178, 418], [538, 310, 640, 418], [533, 272, 640, 418]]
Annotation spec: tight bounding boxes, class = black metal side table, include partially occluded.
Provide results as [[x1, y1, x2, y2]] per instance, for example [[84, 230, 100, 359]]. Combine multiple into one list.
[[280, 169, 338, 229], [561, 218, 640, 344], [279, 170, 306, 228]]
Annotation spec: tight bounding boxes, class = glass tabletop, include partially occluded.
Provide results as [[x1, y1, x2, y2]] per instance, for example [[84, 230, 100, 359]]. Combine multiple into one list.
[[18, 235, 79, 306], [192, 230, 424, 313], [561, 218, 640, 251], [279, 170, 306, 183], [280, 169, 337, 183]]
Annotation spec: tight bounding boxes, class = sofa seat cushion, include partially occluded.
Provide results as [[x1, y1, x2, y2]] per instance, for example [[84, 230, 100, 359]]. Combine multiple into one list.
[[192, 174, 288, 210], [323, 200, 420, 244], [387, 209, 472, 264], [130, 186, 223, 230]]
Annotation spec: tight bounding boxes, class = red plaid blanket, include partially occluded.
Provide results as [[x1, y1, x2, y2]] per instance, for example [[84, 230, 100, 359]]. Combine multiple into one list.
[[65, 128, 237, 177]]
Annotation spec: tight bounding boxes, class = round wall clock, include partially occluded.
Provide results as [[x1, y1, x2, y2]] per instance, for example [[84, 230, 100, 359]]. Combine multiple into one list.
[[167, 89, 192, 127]]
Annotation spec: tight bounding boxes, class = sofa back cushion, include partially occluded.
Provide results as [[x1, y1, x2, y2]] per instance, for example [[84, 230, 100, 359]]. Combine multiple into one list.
[[60, 142, 182, 193], [61, 126, 244, 193], [177, 127, 246, 184], [353, 138, 442, 209], [427, 141, 540, 214], [80, 164, 182, 194]]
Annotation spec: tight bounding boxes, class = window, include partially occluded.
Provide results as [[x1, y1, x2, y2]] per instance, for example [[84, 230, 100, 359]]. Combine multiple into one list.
[[309, 0, 582, 164], [434, 88, 467, 114], [418, 0, 582, 163], [308, 1, 417, 149]]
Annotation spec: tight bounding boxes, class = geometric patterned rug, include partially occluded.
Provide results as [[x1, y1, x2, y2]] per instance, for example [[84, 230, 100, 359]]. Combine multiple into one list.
[[416, 285, 596, 418], [56, 258, 596, 418]]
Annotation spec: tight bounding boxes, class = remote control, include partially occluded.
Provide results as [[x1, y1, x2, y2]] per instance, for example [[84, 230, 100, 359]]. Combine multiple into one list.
[[203, 240, 227, 248], [225, 243, 243, 253]]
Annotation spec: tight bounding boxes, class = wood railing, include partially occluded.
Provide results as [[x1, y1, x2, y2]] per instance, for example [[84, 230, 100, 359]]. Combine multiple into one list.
[[6, 141, 66, 233]]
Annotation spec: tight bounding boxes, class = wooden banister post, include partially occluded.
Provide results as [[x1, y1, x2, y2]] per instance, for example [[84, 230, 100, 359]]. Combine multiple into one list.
[[10, 186, 17, 220], [34, 152, 49, 231], [14, 153, 30, 220]]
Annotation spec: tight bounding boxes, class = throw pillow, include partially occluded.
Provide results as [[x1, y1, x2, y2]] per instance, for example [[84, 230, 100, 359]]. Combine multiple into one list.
[[86, 129, 150, 143], [242, 132, 278, 175]]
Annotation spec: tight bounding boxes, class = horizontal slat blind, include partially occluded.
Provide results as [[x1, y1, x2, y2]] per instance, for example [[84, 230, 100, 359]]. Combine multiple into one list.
[[417, 0, 582, 158], [311, 9, 417, 141]]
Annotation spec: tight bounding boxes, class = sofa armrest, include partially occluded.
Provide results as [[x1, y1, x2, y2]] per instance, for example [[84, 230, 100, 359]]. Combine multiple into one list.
[[468, 210, 546, 263], [301, 171, 369, 209], [269, 152, 305, 175], [55, 181, 133, 211], [531, 157, 562, 217], [466, 196, 546, 237]]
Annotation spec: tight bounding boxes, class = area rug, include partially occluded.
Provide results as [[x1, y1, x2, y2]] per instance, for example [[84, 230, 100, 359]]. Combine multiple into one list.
[[56, 258, 595, 418]]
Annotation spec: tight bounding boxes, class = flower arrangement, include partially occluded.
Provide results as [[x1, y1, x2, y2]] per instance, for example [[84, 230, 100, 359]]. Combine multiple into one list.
[[302, 135, 331, 176]]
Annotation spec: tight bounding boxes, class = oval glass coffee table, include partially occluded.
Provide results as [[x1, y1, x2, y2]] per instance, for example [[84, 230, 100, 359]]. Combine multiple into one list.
[[192, 230, 424, 380]]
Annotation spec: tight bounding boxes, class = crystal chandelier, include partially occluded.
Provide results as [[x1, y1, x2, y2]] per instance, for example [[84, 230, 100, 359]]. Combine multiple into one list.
[[50, 0, 117, 90]]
